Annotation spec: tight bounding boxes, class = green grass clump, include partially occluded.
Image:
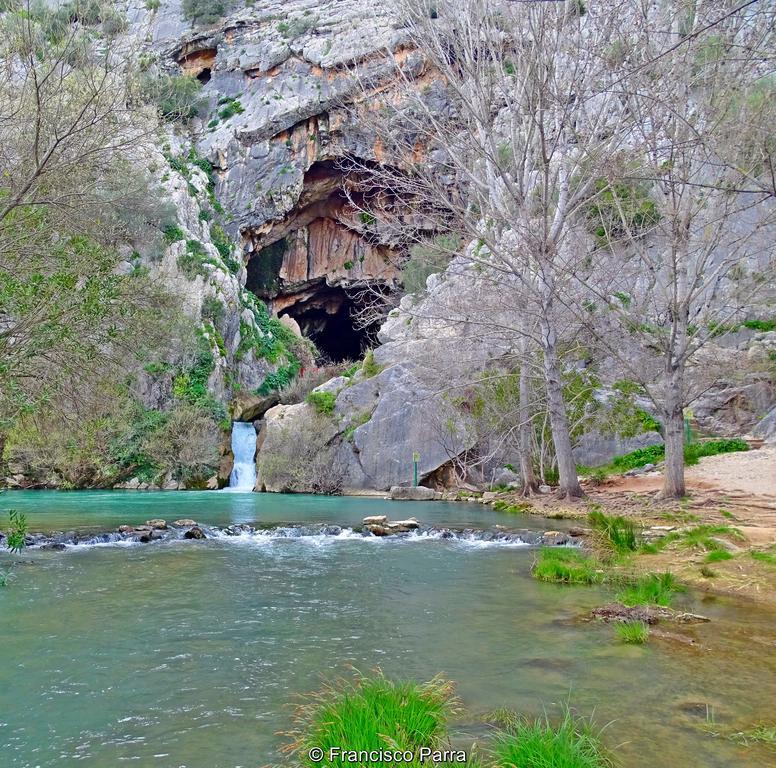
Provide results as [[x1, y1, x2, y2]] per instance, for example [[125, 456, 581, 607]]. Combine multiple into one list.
[[361, 349, 382, 378], [305, 390, 336, 415], [677, 524, 743, 552], [750, 550, 776, 566], [490, 707, 612, 768], [615, 620, 649, 644], [533, 548, 602, 585], [588, 509, 638, 554], [493, 500, 532, 514], [286, 673, 455, 766], [704, 550, 734, 563], [616, 572, 682, 607], [728, 723, 776, 746]]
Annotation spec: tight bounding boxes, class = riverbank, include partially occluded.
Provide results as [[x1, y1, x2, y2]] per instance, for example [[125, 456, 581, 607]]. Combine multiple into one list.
[[465, 447, 776, 607]]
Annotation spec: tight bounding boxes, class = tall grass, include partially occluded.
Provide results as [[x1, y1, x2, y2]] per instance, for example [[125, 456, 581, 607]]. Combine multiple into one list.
[[285, 673, 456, 766], [490, 707, 613, 768], [588, 509, 638, 555], [616, 572, 682, 607], [615, 621, 649, 644], [532, 548, 602, 585]]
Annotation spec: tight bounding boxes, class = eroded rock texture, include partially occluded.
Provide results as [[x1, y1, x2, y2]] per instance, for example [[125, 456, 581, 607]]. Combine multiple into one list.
[[149, 0, 423, 359]]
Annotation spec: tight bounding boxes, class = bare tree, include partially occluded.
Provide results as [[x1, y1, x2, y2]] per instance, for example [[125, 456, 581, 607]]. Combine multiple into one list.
[[345, 0, 634, 497], [578, 0, 776, 498], [0, 3, 177, 425]]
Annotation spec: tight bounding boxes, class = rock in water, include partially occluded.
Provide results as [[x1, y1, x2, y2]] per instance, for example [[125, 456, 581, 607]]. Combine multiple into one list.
[[145, 519, 167, 530], [173, 519, 197, 527], [362, 515, 388, 525], [184, 526, 206, 540]]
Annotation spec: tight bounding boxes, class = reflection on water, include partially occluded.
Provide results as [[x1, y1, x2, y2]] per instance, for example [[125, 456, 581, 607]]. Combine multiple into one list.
[[0, 492, 774, 767]]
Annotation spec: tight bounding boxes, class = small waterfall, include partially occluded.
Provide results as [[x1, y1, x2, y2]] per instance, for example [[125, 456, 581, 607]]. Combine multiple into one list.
[[228, 422, 257, 491]]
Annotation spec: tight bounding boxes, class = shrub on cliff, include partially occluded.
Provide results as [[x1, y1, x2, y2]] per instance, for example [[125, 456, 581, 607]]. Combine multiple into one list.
[[142, 74, 204, 122], [305, 391, 336, 415], [182, 0, 232, 25]]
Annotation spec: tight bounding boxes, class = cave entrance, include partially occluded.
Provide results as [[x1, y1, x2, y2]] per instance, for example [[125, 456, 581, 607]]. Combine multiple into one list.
[[280, 287, 376, 363]]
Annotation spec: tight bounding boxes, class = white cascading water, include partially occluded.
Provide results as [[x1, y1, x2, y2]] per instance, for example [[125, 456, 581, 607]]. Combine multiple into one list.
[[228, 422, 257, 491]]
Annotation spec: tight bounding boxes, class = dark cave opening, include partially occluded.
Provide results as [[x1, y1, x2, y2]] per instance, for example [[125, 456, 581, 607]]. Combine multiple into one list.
[[280, 289, 375, 363], [196, 68, 212, 84]]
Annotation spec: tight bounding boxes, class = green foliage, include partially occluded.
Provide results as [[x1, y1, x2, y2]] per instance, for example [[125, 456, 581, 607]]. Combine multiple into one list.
[[107, 404, 166, 483], [182, 0, 232, 25], [201, 296, 225, 326], [162, 223, 185, 243], [402, 234, 459, 294], [705, 550, 734, 563], [532, 548, 602, 585], [306, 390, 336, 415], [361, 349, 381, 378], [588, 509, 638, 554], [750, 549, 776, 566], [726, 723, 776, 747], [587, 178, 659, 246], [5, 510, 28, 554], [210, 224, 239, 271], [143, 74, 204, 121], [236, 298, 300, 371], [172, 330, 227, 425], [177, 239, 214, 280], [217, 98, 245, 121], [606, 438, 749, 473], [675, 524, 743, 552], [490, 707, 612, 768], [615, 621, 649, 644], [684, 438, 749, 466], [256, 363, 300, 396], [287, 673, 454, 766], [493, 500, 533, 514], [250, 238, 287, 292], [277, 15, 316, 39], [616, 572, 682, 607], [343, 410, 372, 441]]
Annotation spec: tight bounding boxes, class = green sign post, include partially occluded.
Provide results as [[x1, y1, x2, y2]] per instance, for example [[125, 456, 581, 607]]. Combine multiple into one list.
[[412, 452, 420, 486]]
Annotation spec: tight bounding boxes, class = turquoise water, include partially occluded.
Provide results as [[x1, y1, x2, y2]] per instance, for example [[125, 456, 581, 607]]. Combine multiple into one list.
[[1, 492, 774, 767], [0, 490, 570, 533]]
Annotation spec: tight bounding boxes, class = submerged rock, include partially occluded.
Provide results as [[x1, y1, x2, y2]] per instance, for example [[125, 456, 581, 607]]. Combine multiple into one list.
[[184, 526, 207, 540], [172, 519, 197, 527], [591, 603, 710, 625]]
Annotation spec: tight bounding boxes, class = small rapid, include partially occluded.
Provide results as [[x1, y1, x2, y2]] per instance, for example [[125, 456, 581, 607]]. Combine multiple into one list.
[[22, 522, 563, 552], [227, 421, 257, 491]]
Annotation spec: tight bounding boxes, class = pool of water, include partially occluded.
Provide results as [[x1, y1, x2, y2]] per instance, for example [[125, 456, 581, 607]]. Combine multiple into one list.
[[1, 492, 774, 767]]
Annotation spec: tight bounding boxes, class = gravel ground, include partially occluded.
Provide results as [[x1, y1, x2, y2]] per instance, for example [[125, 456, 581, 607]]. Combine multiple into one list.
[[685, 446, 776, 497]]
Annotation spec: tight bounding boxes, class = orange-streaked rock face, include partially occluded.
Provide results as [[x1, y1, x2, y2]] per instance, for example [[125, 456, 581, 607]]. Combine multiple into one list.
[[179, 48, 217, 78]]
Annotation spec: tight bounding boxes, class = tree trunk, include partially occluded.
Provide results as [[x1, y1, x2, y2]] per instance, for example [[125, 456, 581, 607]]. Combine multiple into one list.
[[518, 361, 539, 495], [541, 330, 584, 499], [661, 370, 686, 499]]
